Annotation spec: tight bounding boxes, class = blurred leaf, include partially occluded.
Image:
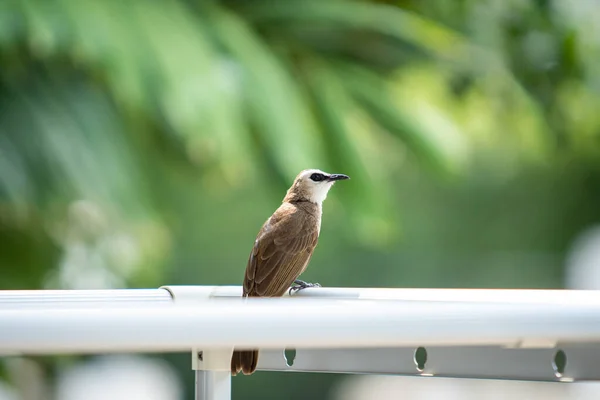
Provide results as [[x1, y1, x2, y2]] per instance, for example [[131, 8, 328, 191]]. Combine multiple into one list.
[[337, 62, 462, 176], [204, 5, 328, 181], [304, 59, 398, 245], [241, 0, 485, 66], [0, 77, 168, 288]]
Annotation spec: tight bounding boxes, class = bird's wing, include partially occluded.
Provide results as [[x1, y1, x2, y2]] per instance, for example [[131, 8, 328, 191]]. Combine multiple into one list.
[[244, 205, 319, 297]]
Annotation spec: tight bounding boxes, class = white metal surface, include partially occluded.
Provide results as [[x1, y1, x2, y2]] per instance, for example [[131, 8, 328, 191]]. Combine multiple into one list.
[[196, 371, 230, 400], [194, 350, 232, 400], [1, 298, 600, 354], [0, 289, 173, 305], [291, 287, 600, 305], [258, 345, 600, 382], [163, 285, 600, 305], [2, 286, 600, 386], [2, 286, 600, 305]]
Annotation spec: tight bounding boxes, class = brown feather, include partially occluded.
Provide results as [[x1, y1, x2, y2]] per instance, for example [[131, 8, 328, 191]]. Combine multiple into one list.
[[232, 201, 321, 374], [244, 202, 319, 296], [231, 349, 258, 376]]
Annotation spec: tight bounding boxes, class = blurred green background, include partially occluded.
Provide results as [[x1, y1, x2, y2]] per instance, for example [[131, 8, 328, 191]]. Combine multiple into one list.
[[2, 0, 600, 399]]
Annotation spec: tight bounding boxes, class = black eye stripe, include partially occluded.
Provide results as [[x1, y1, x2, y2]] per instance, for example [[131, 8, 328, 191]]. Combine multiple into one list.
[[310, 173, 325, 182]]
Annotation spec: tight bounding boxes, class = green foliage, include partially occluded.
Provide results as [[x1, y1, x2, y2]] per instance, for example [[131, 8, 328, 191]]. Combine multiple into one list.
[[0, 0, 489, 286], [2, 1, 589, 272]]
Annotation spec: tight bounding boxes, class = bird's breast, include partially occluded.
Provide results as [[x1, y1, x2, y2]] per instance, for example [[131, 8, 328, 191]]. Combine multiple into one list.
[[315, 206, 322, 235]]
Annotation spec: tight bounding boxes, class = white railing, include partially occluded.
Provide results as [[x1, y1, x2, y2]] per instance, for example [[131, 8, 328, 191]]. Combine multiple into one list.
[[2, 286, 600, 400]]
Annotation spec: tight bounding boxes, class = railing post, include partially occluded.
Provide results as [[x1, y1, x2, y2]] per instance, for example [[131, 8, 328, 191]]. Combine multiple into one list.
[[193, 348, 232, 400], [163, 287, 236, 400]]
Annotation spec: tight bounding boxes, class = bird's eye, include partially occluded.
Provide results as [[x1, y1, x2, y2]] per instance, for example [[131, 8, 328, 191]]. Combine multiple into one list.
[[310, 173, 325, 182]]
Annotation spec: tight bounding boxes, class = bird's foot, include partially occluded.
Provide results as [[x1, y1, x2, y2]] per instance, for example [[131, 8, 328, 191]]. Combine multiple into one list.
[[288, 279, 321, 295]]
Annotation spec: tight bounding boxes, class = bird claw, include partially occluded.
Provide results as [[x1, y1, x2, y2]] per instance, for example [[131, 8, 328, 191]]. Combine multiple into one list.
[[288, 280, 321, 295]]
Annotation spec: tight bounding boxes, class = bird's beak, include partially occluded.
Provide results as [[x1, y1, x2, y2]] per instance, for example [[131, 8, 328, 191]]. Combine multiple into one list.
[[327, 174, 350, 181]]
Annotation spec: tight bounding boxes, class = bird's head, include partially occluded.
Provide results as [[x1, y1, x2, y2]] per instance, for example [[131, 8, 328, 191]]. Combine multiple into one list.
[[284, 169, 350, 204]]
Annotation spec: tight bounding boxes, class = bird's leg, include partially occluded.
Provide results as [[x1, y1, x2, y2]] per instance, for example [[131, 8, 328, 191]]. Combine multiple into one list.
[[294, 279, 321, 288], [288, 279, 321, 295]]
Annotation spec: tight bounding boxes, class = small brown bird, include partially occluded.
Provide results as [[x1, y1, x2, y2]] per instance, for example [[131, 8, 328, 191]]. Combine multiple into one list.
[[230, 169, 349, 376]]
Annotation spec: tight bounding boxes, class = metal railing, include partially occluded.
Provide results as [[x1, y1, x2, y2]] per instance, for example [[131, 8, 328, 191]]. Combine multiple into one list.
[[2, 286, 600, 399]]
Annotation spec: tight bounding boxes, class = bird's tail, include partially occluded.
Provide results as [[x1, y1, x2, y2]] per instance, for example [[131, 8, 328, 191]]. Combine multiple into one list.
[[231, 349, 259, 376]]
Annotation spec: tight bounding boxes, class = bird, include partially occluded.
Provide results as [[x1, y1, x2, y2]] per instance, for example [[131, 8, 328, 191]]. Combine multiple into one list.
[[230, 169, 349, 376]]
